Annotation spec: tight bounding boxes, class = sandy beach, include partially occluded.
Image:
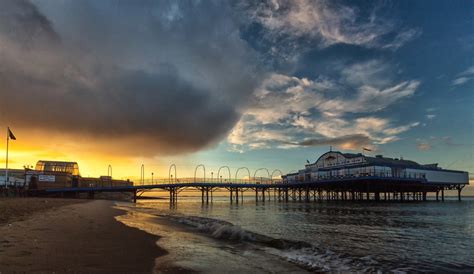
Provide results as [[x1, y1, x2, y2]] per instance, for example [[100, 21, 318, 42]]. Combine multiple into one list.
[[0, 198, 164, 273]]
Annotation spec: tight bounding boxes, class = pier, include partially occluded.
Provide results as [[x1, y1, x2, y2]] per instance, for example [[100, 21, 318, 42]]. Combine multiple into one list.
[[30, 175, 465, 203], [3, 151, 469, 203]]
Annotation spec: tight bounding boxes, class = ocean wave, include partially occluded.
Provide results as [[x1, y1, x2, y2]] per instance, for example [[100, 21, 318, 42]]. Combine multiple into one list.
[[155, 213, 381, 272]]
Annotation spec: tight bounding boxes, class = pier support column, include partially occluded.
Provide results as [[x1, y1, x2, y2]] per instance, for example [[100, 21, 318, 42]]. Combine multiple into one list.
[[285, 189, 289, 202], [236, 188, 239, 203], [441, 189, 445, 202], [423, 192, 427, 201], [206, 188, 209, 204], [262, 189, 265, 202], [133, 190, 137, 203], [201, 189, 205, 203], [230, 189, 233, 203], [375, 192, 380, 201], [255, 189, 258, 202], [458, 187, 462, 201], [436, 191, 439, 201]]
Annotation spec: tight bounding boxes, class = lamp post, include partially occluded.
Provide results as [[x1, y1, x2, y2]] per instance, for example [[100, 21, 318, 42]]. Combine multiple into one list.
[[211, 172, 214, 182], [151, 172, 154, 184], [220, 175, 222, 183]]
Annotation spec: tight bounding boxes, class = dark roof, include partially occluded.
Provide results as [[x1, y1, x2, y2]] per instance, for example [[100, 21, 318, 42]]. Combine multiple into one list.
[[314, 151, 441, 170], [364, 156, 423, 169], [341, 152, 363, 158]]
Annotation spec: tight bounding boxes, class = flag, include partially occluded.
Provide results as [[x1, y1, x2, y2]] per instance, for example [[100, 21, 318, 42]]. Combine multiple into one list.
[[362, 147, 372, 151], [8, 128, 16, 140]]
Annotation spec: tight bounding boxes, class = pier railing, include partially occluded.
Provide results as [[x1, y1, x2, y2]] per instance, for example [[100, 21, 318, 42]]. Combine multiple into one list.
[[283, 171, 428, 184], [135, 177, 282, 186]]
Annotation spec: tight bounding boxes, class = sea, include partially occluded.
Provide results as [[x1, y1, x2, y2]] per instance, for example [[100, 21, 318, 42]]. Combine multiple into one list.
[[116, 190, 474, 273]]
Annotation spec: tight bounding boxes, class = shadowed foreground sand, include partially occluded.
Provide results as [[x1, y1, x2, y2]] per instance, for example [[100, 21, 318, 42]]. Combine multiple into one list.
[[0, 199, 164, 273]]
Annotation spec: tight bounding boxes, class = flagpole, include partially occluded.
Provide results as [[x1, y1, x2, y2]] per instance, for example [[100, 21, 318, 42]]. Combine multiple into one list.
[[5, 127, 9, 188]]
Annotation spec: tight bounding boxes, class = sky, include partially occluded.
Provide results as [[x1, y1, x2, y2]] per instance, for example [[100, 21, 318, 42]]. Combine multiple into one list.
[[0, 0, 472, 181]]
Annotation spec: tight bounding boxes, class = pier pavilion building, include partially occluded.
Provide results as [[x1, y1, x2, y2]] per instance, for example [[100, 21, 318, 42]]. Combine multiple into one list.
[[282, 151, 468, 200]]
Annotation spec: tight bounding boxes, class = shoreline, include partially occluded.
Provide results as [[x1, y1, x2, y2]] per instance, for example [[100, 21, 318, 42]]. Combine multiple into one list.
[[0, 198, 166, 273]]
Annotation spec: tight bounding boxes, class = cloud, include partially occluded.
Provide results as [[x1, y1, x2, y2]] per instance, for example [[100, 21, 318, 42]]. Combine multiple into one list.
[[417, 142, 432, 151], [452, 77, 471, 86], [286, 134, 371, 148], [238, 0, 420, 60], [452, 66, 474, 86], [228, 60, 420, 151], [0, 0, 261, 155]]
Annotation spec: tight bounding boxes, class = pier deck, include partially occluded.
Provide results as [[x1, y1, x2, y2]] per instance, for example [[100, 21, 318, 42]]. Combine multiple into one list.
[[30, 175, 466, 203]]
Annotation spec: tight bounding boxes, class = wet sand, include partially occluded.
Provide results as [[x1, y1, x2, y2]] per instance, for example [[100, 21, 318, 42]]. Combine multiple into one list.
[[0, 198, 164, 273], [0, 197, 87, 224]]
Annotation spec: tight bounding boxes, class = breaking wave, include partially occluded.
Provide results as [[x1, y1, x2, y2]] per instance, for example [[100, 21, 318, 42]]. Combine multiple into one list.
[[155, 213, 383, 272]]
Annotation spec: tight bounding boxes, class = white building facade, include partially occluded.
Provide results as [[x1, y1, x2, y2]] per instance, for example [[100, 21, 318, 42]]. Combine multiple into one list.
[[283, 151, 469, 185]]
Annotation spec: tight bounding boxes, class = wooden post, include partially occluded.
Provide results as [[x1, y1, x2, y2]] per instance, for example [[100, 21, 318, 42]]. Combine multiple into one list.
[[201, 189, 204, 203], [236, 188, 239, 203], [458, 187, 462, 201], [441, 188, 444, 202], [255, 188, 258, 202], [262, 188, 265, 202], [436, 191, 439, 201], [230, 188, 233, 203]]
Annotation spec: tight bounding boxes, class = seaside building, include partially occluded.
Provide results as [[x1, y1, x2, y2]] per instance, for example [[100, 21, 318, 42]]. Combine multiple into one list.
[[282, 150, 468, 200], [1, 160, 131, 190], [0, 168, 26, 187]]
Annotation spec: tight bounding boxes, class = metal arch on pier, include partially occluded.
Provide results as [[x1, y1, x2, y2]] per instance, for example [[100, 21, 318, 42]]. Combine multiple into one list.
[[235, 167, 250, 183], [140, 164, 145, 185], [271, 169, 283, 182], [107, 164, 113, 178], [217, 166, 231, 182], [194, 164, 206, 183], [169, 164, 177, 183], [253, 168, 270, 180]]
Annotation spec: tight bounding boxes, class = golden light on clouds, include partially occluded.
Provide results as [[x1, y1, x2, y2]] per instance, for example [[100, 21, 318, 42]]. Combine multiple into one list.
[[0, 127, 176, 180]]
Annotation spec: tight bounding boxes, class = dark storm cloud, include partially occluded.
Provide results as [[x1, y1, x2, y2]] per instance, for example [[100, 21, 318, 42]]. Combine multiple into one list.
[[0, 0, 261, 154]]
